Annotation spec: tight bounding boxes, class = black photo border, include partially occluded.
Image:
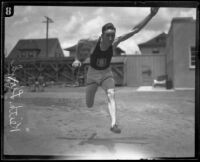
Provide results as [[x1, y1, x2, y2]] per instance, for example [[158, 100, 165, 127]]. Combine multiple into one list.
[[1, 0, 199, 160]]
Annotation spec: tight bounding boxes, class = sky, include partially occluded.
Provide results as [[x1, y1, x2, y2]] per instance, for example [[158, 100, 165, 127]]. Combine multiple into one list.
[[4, 6, 196, 56]]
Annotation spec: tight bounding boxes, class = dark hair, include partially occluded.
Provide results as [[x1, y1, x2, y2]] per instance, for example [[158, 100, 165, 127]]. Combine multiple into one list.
[[102, 23, 116, 33]]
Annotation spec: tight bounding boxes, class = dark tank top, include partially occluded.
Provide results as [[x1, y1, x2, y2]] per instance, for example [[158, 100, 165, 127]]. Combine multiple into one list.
[[90, 37, 113, 70]]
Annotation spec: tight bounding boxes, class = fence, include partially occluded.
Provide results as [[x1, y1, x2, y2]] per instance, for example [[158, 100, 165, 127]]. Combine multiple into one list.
[[125, 54, 166, 86], [4, 56, 126, 86]]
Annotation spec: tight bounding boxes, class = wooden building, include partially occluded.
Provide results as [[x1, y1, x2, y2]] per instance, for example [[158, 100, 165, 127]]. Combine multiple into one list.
[[5, 38, 72, 85], [7, 38, 64, 59], [138, 32, 167, 55]]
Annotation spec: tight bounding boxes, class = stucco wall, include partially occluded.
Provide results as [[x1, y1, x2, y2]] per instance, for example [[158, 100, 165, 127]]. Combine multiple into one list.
[[172, 19, 195, 88], [166, 26, 174, 86]]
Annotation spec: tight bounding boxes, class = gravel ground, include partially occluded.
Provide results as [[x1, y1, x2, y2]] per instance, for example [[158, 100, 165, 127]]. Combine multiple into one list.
[[3, 86, 195, 159]]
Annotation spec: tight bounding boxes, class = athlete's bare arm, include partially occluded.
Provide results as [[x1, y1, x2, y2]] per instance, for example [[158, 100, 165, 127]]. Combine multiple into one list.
[[113, 7, 159, 47]]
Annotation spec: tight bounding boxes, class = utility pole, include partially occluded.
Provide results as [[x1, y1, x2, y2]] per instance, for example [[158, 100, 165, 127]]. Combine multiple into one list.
[[42, 16, 54, 58]]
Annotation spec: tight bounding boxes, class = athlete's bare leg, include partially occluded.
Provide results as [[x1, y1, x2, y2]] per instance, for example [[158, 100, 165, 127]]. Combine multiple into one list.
[[86, 83, 98, 108], [102, 77, 121, 133], [107, 88, 116, 127]]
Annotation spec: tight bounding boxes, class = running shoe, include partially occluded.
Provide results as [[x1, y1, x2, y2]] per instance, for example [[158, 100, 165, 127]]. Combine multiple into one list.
[[110, 124, 121, 134]]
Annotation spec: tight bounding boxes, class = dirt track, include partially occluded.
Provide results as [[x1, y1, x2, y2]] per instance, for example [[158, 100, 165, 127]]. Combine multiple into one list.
[[4, 86, 195, 159]]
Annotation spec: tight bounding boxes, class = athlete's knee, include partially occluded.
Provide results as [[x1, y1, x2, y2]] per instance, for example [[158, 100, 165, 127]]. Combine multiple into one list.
[[107, 89, 115, 101], [86, 93, 95, 108], [87, 103, 93, 108], [86, 100, 94, 108]]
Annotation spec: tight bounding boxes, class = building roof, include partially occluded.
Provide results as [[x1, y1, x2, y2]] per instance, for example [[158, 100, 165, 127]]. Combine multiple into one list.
[[8, 38, 64, 58], [168, 17, 195, 38], [64, 44, 125, 54], [138, 32, 167, 48], [171, 17, 195, 23], [64, 45, 77, 51]]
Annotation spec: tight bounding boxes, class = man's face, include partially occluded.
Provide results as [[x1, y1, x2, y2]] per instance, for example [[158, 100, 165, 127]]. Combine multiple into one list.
[[102, 29, 116, 46]]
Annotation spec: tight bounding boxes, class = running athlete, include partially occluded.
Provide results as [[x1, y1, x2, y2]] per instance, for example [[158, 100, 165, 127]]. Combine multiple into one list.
[[72, 7, 159, 133]]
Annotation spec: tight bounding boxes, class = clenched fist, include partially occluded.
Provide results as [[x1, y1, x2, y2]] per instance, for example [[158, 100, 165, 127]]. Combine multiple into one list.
[[72, 59, 82, 68]]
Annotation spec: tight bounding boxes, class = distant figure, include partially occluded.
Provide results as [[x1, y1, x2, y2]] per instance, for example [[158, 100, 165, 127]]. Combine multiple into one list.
[[72, 7, 159, 133], [28, 76, 36, 92], [35, 78, 39, 92], [50, 80, 55, 87], [38, 75, 45, 91]]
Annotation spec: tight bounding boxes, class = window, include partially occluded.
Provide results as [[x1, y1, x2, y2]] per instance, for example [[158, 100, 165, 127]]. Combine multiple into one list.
[[19, 49, 40, 58], [152, 48, 160, 54], [28, 51, 34, 58], [21, 53, 26, 58], [189, 46, 196, 69]]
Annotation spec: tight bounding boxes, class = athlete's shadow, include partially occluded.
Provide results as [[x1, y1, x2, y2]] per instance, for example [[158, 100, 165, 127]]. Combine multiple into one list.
[[78, 132, 150, 154], [57, 132, 149, 154], [78, 132, 116, 153]]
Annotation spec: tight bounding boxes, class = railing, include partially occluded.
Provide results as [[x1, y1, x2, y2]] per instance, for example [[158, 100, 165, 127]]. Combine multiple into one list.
[[4, 56, 126, 86]]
